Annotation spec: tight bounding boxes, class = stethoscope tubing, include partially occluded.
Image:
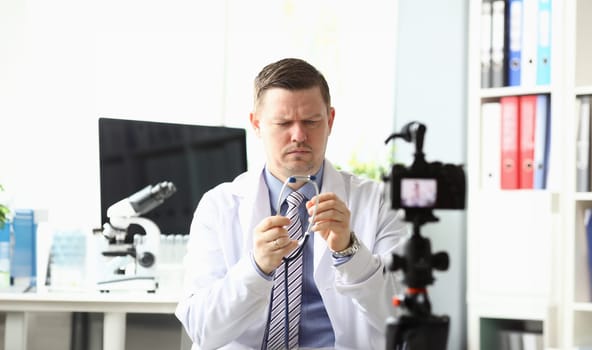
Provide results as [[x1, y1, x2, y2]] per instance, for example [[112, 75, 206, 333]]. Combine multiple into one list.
[[275, 175, 319, 260], [263, 174, 320, 350]]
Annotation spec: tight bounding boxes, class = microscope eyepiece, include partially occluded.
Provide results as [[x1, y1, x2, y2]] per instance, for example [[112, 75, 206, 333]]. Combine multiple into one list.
[[129, 181, 177, 216]]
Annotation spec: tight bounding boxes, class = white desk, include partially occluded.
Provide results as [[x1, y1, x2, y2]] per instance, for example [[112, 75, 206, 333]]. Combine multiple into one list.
[[0, 291, 180, 350]]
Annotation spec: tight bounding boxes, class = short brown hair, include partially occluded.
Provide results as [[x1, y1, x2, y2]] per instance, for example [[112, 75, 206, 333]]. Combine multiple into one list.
[[253, 58, 331, 110]]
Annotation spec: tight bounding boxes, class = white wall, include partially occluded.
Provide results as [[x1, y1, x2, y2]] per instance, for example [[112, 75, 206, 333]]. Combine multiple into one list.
[[0, 0, 398, 231], [394, 0, 468, 349], [0, 2, 400, 347], [0, 0, 472, 348]]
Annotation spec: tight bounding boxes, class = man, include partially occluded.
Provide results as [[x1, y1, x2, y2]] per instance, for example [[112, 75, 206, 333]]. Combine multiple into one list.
[[175, 58, 408, 349]]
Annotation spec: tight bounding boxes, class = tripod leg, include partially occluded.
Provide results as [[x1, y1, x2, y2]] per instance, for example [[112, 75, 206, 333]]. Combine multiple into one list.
[[386, 315, 450, 350], [386, 316, 412, 350]]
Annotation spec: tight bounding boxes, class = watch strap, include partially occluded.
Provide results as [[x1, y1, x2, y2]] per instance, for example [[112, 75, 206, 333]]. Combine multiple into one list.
[[331, 232, 359, 258]]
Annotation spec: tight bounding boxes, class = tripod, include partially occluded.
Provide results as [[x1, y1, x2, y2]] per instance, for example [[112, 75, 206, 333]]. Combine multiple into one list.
[[382, 121, 466, 349], [385, 213, 450, 350]]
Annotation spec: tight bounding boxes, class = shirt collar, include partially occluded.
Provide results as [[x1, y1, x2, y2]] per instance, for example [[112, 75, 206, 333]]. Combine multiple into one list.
[[264, 162, 324, 215]]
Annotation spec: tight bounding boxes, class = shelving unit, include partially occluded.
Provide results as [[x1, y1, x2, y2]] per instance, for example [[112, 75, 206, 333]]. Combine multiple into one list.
[[466, 0, 568, 348], [468, 0, 592, 348], [562, 0, 592, 348]]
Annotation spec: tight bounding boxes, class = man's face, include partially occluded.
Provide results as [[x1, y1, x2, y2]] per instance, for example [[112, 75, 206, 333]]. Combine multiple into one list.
[[250, 86, 335, 182]]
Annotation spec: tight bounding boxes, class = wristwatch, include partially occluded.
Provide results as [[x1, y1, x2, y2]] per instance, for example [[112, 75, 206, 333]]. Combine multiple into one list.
[[331, 232, 360, 258]]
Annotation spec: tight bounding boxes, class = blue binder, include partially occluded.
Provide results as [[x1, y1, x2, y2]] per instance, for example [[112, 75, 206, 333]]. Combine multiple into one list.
[[586, 209, 592, 297], [536, 0, 551, 85], [533, 94, 550, 189], [10, 209, 36, 285], [0, 221, 10, 283], [507, 0, 523, 86]]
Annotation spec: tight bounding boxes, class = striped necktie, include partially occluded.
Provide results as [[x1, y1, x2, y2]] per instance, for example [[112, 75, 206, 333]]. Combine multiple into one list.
[[264, 191, 306, 350]]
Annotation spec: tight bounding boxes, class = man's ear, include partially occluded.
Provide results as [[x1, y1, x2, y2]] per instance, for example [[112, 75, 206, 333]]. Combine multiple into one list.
[[249, 112, 261, 137], [327, 107, 336, 134]]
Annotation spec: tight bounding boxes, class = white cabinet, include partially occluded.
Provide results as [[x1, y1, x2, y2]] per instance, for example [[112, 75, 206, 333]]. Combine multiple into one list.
[[464, 0, 586, 348]]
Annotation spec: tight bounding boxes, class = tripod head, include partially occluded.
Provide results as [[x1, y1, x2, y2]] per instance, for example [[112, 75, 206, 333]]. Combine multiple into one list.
[[390, 218, 449, 296], [383, 122, 466, 349]]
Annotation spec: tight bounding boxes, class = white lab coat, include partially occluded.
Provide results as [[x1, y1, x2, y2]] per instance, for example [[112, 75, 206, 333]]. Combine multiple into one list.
[[175, 160, 408, 350]]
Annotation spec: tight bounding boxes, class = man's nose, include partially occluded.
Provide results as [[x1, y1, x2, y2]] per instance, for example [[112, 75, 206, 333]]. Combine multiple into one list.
[[290, 122, 307, 143]]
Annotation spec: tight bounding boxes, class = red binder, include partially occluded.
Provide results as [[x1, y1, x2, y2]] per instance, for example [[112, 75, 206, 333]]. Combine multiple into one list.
[[519, 95, 537, 188], [500, 96, 520, 189]]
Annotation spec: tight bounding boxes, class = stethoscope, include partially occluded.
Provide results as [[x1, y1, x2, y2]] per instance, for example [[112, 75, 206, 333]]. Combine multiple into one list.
[[276, 174, 320, 255], [262, 174, 320, 350]]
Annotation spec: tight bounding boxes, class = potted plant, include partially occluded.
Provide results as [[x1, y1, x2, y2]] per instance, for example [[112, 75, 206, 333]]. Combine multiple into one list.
[[0, 185, 9, 228], [337, 145, 396, 181]]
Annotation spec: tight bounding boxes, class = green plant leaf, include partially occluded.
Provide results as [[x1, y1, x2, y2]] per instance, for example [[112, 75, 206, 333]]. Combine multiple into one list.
[[0, 184, 9, 225]]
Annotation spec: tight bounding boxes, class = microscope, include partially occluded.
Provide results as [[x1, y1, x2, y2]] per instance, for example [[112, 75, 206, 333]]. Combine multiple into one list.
[[383, 122, 466, 349], [94, 181, 176, 292]]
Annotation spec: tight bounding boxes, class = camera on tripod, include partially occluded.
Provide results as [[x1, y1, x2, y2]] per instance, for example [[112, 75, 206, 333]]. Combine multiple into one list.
[[383, 121, 466, 350], [390, 160, 465, 210], [386, 122, 466, 220]]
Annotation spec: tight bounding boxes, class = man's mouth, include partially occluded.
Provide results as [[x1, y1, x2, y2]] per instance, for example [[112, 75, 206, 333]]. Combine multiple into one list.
[[288, 149, 309, 154], [285, 145, 312, 155]]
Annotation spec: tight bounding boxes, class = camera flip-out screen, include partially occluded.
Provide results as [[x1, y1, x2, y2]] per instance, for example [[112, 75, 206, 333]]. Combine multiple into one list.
[[389, 162, 465, 211], [401, 178, 437, 208]]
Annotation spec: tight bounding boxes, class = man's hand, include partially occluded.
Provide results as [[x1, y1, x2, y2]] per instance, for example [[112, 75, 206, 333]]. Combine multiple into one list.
[[253, 216, 299, 275], [306, 192, 351, 252]]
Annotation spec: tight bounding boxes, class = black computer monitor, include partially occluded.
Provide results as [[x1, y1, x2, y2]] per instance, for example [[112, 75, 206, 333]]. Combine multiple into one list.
[[98, 117, 247, 236]]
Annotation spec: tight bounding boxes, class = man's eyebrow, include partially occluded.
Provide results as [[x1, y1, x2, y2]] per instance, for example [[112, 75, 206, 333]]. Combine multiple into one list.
[[270, 114, 323, 121], [303, 113, 324, 119], [270, 115, 290, 121]]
